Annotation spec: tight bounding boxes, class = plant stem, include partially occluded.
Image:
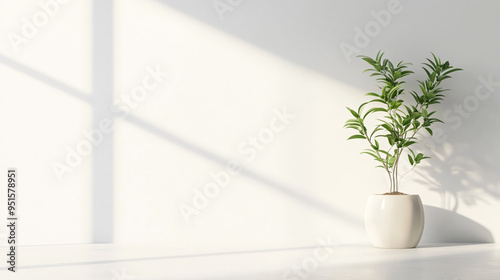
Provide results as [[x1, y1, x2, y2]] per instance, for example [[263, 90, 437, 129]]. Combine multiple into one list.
[[389, 171, 393, 192], [363, 132, 393, 192], [390, 148, 401, 192], [395, 149, 401, 192], [399, 164, 416, 182]]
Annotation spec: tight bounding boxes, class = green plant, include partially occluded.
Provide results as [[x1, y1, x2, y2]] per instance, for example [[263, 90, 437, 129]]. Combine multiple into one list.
[[344, 52, 462, 194]]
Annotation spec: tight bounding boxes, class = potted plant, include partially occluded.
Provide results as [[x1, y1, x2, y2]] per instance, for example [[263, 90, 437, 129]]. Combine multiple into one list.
[[345, 52, 462, 248]]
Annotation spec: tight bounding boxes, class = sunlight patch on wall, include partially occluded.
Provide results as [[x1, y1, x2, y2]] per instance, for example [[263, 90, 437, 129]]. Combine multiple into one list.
[[0, 64, 92, 245], [112, 0, 368, 248], [0, 0, 92, 95]]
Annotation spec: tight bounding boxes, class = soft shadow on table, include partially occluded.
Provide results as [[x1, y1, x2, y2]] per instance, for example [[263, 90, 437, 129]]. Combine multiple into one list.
[[319, 244, 497, 280], [419, 205, 494, 244]]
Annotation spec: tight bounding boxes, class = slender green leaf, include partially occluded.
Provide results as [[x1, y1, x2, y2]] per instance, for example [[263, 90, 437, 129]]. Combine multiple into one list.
[[408, 154, 414, 165], [347, 135, 365, 140], [363, 107, 387, 119], [347, 107, 359, 118], [415, 153, 424, 162], [365, 92, 380, 97], [443, 68, 463, 75], [403, 140, 416, 147]]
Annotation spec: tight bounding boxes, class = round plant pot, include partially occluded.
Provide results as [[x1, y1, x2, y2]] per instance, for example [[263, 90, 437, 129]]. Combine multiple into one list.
[[365, 194, 424, 248]]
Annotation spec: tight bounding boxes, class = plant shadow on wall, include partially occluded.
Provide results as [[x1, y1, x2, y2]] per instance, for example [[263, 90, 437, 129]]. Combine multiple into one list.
[[412, 75, 500, 243], [415, 142, 500, 212]]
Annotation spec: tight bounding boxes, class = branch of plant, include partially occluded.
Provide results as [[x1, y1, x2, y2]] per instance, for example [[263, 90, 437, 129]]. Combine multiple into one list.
[[362, 128, 393, 186], [399, 163, 417, 182], [346, 52, 462, 193]]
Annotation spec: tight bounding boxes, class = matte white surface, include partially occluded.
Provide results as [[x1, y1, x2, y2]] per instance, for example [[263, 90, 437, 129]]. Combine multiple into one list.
[[365, 194, 424, 248], [1, 243, 499, 279]]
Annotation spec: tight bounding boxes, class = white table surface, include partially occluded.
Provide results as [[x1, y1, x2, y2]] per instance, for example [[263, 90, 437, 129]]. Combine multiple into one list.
[[0, 243, 498, 279]]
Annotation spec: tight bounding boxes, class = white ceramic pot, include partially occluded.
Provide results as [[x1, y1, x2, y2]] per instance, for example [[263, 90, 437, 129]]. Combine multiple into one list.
[[365, 194, 424, 248]]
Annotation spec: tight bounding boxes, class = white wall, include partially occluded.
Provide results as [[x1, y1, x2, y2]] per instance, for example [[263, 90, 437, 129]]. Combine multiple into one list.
[[0, 0, 499, 251]]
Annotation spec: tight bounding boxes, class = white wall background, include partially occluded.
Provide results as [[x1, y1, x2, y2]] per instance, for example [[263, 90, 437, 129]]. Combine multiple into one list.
[[0, 0, 499, 252]]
